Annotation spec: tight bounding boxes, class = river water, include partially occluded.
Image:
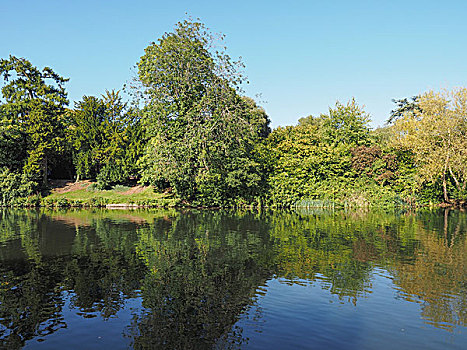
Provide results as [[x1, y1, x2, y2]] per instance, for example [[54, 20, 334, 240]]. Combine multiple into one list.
[[0, 209, 465, 349]]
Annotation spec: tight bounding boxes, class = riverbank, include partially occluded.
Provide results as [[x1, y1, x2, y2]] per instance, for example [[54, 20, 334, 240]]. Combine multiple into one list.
[[2, 180, 463, 209]]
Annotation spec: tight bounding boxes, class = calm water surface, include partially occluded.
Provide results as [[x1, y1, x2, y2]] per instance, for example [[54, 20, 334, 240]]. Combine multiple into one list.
[[0, 209, 465, 349]]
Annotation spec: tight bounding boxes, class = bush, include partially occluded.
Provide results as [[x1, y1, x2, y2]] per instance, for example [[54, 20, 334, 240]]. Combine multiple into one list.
[[0, 168, 39, 206], [96, 162, 129, 190], [112, 184, 131, 192]]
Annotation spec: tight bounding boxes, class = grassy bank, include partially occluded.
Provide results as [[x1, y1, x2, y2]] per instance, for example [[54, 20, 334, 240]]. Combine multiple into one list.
[[2, 180, 460, 209], [38, 181, 179, 208]]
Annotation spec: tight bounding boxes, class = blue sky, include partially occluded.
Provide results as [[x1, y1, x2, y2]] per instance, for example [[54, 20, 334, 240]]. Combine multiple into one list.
[[1, 0, 466, 128]]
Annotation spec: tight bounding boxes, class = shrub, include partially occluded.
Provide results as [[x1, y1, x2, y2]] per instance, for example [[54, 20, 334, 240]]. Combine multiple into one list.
[[0, 168, 39, 206]]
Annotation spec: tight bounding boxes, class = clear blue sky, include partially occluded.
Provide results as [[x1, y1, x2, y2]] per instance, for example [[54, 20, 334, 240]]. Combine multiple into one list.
[[2, 0, 466, 128]]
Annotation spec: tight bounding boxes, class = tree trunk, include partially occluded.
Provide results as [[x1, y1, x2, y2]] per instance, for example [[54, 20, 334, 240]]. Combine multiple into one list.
[[442, 173, 449, 203], [448, 166, 462, 194], [43, 155, 48, 187], [443, 156, 450, 203]]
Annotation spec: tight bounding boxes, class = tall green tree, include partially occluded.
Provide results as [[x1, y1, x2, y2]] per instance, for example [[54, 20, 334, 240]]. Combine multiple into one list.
[[69, 90, 144, 187], [265, 99, 374, 206], [137, 19, 270, 205], [0, 56, 68, 185], [68, 96, 107, 180]]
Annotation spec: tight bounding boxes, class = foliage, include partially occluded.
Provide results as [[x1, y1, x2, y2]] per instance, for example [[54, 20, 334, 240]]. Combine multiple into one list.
[[321, 98, 371, 146], [0, 55, 68, 186], [265, 100, 380, 206], [137, 19, 270, 206], [68, 90, 144, 187], [0, 167, 38, 205], [68, 95, 107, 179], [0, 25, 465, 208], [0, 119, 28, 172], [388, 95, 420, 124], [350, 145, 397, 186], [392, 89, 467, 203]]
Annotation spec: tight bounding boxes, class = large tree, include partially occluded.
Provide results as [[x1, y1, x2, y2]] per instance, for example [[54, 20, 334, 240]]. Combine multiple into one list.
[[68, 95, 107, 180], [0, 56, 68, 185], [69, 90, 144, 187], [392, 89, 467, 203], [137, 20, 270, 205]]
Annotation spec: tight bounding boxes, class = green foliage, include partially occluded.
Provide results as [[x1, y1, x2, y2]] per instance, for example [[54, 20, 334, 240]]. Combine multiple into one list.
[[0, 55, 68, 186], [69, 90, 144, 185], [68, 95, 107, 179], [0, 167, 38, 205], [0, 119, 28, 172], [0, 31, 463, 208], [138, 19, 270, 206], [96, 161, 129, 189], [266, 100, 377, 206], [321, 98, 371, 146], [392, 89, 467, 204], [388, 95, 420, 124]]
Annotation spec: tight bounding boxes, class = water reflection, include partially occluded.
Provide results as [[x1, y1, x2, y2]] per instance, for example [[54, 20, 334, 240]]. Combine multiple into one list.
[[0, 208, 465, 349]]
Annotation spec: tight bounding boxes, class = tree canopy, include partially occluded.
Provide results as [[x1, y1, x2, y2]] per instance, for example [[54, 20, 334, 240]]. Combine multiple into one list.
[[392, 89, 467, 203], [137, 19, 270, 205], [0, 55, 69, 186]]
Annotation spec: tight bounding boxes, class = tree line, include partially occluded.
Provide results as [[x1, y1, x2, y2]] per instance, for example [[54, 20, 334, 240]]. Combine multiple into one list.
[[0, 19, 466, 207]]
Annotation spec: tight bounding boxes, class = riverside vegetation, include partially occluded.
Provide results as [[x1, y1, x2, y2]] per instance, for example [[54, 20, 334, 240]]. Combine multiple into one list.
[[1, 19, 466, 208]]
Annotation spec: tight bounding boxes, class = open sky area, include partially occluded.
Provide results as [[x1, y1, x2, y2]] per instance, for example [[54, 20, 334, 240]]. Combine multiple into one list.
[[2, 0, 467, 128]]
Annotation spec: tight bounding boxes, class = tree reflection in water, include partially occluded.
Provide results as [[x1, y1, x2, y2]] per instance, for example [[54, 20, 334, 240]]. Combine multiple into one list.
[[0, 208, 465, 348]]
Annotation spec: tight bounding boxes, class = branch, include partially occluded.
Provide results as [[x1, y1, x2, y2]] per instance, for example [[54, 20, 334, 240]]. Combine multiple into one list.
[[448, 165, 462, 192]]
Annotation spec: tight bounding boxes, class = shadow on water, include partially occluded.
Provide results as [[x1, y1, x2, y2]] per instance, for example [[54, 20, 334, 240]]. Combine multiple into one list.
[[0, 208, 465, 348]]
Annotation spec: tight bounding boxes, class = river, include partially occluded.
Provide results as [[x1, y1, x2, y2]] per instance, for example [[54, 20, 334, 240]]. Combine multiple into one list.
[[0, 208, 465, 349]]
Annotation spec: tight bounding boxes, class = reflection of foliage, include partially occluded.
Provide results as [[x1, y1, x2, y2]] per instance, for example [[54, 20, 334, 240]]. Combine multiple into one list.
[[267, 210, 415, 302], [128, 212, 272, 349], [64, 251, 146, 319], [389, 209, 467, 330], [0, 211, 149, 348], [0, 258, 66, 349], [64, 220, 147, 319], [0, 208, 466, 348]]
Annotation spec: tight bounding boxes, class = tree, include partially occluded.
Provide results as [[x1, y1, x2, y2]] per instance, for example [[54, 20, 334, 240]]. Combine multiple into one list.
[[0, 56, 68, 186], [321, 99, 371, 146], [392, 89, 467, 203], [69, 90, 144, 187], [0, 119, 28, 172], [388, 96, 420, 124], [137, 19, 270, 205], [68, 96, 107, 180]]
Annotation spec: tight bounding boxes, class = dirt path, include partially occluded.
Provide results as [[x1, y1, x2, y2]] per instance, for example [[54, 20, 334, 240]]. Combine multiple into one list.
[[49, 180, 91, 194], [120, 185, 146, 195], [49, 180, 148, 195]]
